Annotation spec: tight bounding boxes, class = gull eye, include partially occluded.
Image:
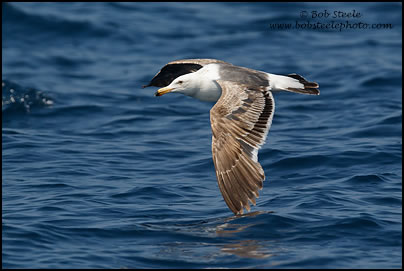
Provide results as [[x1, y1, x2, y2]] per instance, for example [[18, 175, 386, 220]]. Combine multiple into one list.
[[178, 80, 183, 84]]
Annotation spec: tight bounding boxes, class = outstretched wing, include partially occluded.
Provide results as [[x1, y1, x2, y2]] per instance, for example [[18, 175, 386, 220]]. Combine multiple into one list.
[[210, 80, 275, 215], [143, 59, 230, 88]]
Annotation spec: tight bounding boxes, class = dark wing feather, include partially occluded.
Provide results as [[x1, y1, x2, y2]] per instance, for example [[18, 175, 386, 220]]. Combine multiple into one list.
[[210, 80, 275, 215], [143, 59, 230, 88]]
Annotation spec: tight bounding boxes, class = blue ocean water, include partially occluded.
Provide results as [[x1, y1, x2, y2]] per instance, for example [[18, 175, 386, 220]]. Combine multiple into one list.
[[2, 2, 402, 268]]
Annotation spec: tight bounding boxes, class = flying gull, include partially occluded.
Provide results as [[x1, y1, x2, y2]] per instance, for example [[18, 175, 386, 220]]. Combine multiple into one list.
[[143, 59, 319, 215]]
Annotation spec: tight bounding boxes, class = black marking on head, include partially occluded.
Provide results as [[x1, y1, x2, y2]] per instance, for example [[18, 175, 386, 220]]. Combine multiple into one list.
[[144, 63, 203, 88]]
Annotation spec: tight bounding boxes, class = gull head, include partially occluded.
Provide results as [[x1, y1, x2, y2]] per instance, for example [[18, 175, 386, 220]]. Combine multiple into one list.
[[155, 73, 198, 97]]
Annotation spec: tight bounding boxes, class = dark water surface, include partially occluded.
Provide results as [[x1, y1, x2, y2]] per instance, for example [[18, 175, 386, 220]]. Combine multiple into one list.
[[2, 2, 402, 268]]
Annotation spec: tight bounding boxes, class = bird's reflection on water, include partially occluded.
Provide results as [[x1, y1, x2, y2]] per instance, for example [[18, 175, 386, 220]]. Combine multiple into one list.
[[215, 210, 273, 237], [220, 240, 273, 259], [215, 210, 275, 259], [139, 210, 277, 261]]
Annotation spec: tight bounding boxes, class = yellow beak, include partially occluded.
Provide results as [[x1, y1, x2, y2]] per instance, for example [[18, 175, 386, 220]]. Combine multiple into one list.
[[155, 87, 174, 96]]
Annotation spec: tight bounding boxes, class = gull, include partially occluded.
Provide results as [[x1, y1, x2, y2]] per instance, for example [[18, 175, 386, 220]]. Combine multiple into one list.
[[144, 59, 319, 215]]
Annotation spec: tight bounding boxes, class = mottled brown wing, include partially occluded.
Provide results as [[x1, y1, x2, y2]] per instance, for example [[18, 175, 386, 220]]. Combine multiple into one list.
[[143, 59, 230, 88], [210, 80, 275, 215]]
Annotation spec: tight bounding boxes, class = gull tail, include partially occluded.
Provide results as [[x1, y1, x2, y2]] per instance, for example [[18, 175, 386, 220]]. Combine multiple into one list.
[[268, 73, 320, 95]]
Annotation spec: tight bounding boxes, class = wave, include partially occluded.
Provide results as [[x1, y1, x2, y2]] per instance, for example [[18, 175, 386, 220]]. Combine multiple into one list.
[[2, 80, 54, 114]]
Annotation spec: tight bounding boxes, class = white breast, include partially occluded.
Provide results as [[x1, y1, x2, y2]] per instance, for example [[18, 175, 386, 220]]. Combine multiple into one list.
[[191, 64, 222, 102]]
